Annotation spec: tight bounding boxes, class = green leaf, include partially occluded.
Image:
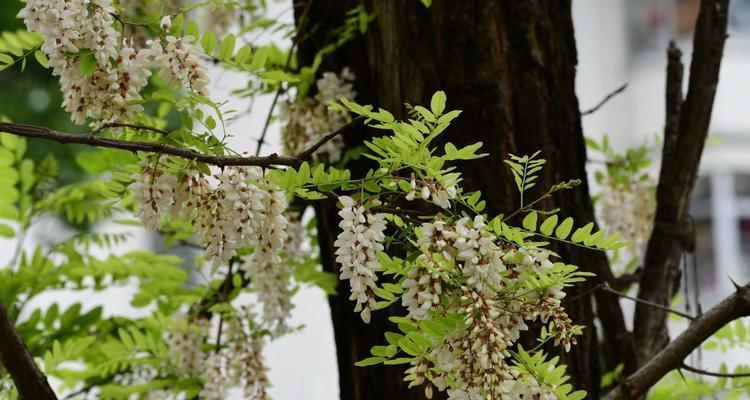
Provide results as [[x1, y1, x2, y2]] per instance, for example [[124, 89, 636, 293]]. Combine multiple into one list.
[[355, 356, 385, 367], [540, 215, 558, 236], [522, 212, 538, 231], [383, 357, 413, 365], [218, 34, 236, 60], [260, 70, 300, 82], [571, 222, 594, 243], [430, 91, 446, 115], [79, 53, 97, 76], [0, 53, 13, 65], [185, 20, 200, 39], [234, 45, 252, 65], [555, 217, 574, 240], [201, 31, 216, 53], [33, 50, 48, 68], [0, 223, 13, 237]]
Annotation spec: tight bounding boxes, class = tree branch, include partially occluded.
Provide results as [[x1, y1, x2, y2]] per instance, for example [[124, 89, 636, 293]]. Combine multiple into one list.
[[634, 0, 729, 366], [680, 363, 750, 378], [0, 117, 362, 168], [604, 284, 750, 400], [0, 299, 58, 399], [580, 83, 628, 116]]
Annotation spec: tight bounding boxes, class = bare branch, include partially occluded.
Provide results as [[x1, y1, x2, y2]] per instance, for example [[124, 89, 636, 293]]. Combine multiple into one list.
[[634, 0, 729, 366], [0, 117, 361, 168], [601, 284, 694, 321], [0, 299, 58, 399], [680, 363, 750, 378], [580, 83, 628, 116], [604, 284, 750, 400], [298, 116, 365, 160], [93, 123, 171, 135]]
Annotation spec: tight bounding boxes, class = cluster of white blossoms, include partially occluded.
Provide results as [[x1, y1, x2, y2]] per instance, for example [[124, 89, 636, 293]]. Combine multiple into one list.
[[280, 68, 357, 161], [129, 158, 298, 336], [334, 196, 387, 323], [19, 2, 210, 126], [396, 216, 576, 399], [405, 175, 458, 209], [129, 159, 285, 267], [166, 316, 211, 377], [240, 190, 294, 335], [148, 21, 210, 97], [597, 178, 656, 248], [200, 307, 270, 400]]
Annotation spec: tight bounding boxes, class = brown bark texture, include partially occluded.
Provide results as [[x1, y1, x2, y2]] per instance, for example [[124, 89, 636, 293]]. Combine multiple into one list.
[[633, 0, 729, 366], [0, 299, 58, 400], [295, 1, 631, 398]]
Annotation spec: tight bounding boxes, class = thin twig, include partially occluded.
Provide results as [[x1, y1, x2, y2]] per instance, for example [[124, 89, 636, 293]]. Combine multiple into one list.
[[601, 284, 695, 320], [581, 83, 628, 116], [680, 363, 750, 378], [214, 263, 234, 353], [255, 0, 314, 156], [569, 283, 695, 320], [297, 116, 365, 160]]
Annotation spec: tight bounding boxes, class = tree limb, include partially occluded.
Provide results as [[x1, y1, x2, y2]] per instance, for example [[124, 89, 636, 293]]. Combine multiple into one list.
[[604, 284, 750, 400], [634, 0, 729, 366], [580, 83, 628, 116], [0, 299, 58, 400], [0, 117, 362, 168]]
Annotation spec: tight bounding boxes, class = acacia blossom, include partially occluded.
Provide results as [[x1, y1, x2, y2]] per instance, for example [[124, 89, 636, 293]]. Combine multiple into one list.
[[148, 35, 210, 96], [400, 216, 576, 399], [240, 190, 293, 335], [597, 178, 656, 248], [280, 68, 356, 161], [20, 0, 210, 126], [200, 307, 270, 399], [334, 196, 387, 323]]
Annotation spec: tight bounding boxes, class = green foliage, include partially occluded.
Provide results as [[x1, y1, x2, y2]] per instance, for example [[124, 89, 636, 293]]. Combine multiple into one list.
[[0, 30, 44, 72]]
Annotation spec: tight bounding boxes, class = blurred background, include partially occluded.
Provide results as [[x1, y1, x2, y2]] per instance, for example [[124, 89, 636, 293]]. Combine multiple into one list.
[[1, 0, 749, 398]]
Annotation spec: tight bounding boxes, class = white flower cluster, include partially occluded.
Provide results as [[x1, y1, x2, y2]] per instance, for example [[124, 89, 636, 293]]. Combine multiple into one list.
[[148, 34, 210, 96], [240, 190, 293, 336], [200, 307, 270, 400], [283, 211, 306, 263], [20, 0, 150, 124], [166, 316, 210, 377], [19, 1, 210, 126], [130, 160, 296, 333], [597, 178, 656, 248], [130, 162, 275, 266], [405, 175, 458, 209], [400, 217, 575, 399], [334, 196, 387, 323], [280, 68, 356, 161]]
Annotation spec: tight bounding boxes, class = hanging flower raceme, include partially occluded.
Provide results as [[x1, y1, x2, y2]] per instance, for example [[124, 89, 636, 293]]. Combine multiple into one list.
[[334, 196, 387, 323], [129, 157, 179, 230], [280, 68, 356, 161], [597, 178, 656, 248], [240, 190, 293, 336], [148, 35, 210, 96]]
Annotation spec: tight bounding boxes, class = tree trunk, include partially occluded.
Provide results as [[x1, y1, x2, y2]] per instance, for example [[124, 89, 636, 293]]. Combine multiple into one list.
[[296, 1, 632, 398]]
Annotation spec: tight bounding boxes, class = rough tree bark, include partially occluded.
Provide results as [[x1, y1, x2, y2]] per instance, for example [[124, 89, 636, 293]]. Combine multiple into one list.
[[295, 1, 631, 398], [0, 299, 57, 400]]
